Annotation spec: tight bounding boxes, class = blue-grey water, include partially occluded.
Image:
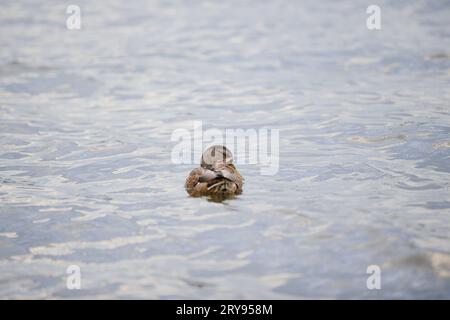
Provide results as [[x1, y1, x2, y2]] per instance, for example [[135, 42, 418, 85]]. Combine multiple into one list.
[[1, 0, 450, 299]]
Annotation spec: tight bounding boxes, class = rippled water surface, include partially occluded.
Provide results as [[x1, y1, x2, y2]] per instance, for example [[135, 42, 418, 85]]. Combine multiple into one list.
[[1, 0, 450, 299]]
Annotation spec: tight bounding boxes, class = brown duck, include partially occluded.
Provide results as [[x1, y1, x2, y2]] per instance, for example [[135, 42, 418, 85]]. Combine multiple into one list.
[[185, 145, 244, 200]]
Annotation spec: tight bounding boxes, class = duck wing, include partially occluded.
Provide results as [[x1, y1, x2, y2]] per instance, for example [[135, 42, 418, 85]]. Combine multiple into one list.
[[217, 169, 236, 182], [198, 169, 220, 183]]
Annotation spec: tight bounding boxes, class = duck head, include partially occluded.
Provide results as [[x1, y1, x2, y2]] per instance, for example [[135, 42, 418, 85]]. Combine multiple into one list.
[[201, 145, 234, 170]]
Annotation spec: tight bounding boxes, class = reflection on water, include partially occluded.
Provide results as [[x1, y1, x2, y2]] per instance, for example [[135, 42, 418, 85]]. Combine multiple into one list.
[[0, 0, 450, 299]]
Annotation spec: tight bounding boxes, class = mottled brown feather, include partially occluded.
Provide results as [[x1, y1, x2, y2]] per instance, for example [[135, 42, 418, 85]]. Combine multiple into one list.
[[185, 163, 244, 199]]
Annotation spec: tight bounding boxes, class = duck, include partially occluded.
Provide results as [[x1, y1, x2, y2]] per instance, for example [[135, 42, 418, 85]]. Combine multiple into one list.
[[185, 145, 244, 201]]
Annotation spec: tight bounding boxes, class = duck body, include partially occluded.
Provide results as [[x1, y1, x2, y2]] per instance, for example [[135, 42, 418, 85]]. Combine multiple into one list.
[[185, 163, 243, 198], [185, 146, 244, 200]]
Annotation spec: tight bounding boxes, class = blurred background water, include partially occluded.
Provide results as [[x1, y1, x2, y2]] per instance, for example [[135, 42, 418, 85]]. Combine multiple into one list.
[[0, 0, 449, 299]]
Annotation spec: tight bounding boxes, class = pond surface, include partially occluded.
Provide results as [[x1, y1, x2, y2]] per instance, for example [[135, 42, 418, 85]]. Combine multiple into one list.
[[0, 0, 449, 298]]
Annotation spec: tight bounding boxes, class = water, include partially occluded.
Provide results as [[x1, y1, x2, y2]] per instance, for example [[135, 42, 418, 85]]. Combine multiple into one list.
[[0, 0, 450, 299]]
